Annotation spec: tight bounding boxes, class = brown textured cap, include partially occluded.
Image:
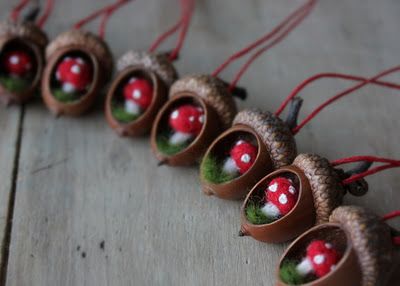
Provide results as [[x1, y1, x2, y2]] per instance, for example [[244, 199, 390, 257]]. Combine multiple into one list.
[[0, 21, 48, 48], [330, 206, 394, 286], [117, 51, 178, 87], [169, 75, 237, 129], [46, 29, 113, 77], [293, 153, 345, 224], [233, 109, 297, 168]]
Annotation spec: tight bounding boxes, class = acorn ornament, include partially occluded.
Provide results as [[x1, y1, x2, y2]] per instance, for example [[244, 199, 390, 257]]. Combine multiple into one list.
[[41, 0, 130, 117], [150, 0, 317, 167], [0, 0, 52, 105], [277, 205, 399, 286], [105, 0, 195, 136], [240, 154, 400, 243], [201, 65, 400, 200]]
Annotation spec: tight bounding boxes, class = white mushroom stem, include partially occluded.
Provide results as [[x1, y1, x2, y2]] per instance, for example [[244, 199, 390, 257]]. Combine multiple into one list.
[[296, 258, 313, 276], [222, 157, 238, 175], [261, 202, 280, 218], [125, 100, 141, 115], [62, 82, 76, 93], [169, 132, 193, 145]]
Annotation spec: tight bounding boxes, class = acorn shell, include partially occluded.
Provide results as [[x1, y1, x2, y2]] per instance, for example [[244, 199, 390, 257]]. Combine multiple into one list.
[[330, 206, 394, 286], [105, 51, 176, 136], [240, 165, 315, 243], [42, 30, 113, 116], [0, 21, 48, 105], [150, 75, 237, 166], [233, 109, 297, 168], [293, 153, 345, 224]]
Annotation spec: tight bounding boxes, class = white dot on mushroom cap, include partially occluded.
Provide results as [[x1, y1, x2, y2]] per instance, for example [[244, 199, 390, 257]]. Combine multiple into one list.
[[325, 243, 332, 249], [236, 140, 244, 146], [288, 186, 296, 194], [189, 116, 195, 122], [313, 254, 325, 265], [76, 57, 84, 64], [330, 265, 336, 272], [171, 110, 179, 119], [71, 65, 81, 74], [9, 56, 20, 65], [199, 115, 204, 123], [56, 71, 60, 80], [268, 183, 278, 192], [129, 77, 137, 83], [240, 154, 251, 163], [278, 193, 288, 205], [133, 89, 141, 99]]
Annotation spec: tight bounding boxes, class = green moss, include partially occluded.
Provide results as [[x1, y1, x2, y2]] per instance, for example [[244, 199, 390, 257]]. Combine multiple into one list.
[[112, 105, 139, 123], [52, 88, 81, 103], [245, 202, 275, 225], [156, 133, 189, 156], [279, 260, 305, 285], [0, 76, 30, 93], [201, 155, 237, 184]]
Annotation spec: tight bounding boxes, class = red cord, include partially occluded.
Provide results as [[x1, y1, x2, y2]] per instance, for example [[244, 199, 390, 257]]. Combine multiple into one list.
[[290, 65, 400, 135], [275, 73, 400, 117], [211, 0, 316, 83], [148, 20, 182, 53], [331, 156, 400, 185], [382, 210, 400, 245], [10, 0, 30, 22], [36, 0, 54, 28]]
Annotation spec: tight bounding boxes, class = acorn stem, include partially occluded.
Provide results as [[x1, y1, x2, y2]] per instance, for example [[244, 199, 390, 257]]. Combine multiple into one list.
[[285, 97, 303, 130], [344, 161, 373, 177], [220, 80, 247, 100], [22, 2, 40, 23]]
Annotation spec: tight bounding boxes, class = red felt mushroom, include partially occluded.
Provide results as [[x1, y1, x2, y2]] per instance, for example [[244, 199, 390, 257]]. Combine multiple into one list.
[[55, 57, 92, 93], [296, 240, 341, 278], [2, 50, 33, 77], [261, 177, 299, 218], [168, 104, 204, 145], [222, 140, 258, 175], [123, 77, 153, 115]]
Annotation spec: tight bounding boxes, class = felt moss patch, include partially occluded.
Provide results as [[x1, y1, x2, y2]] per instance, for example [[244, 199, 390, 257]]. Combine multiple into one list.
[[279, 260, 306, 285], [201, 155, 237, 184], [156, 133, 189, 155], [0, 76, 30, 93], [52, 88, 81, 103], [112, 104, 139, 123], [245, 202, 275, 225]]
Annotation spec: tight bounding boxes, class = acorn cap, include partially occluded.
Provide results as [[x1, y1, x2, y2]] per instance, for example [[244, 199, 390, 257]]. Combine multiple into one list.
[[169, 75, 237, 129], [330, 206, 394, 286], [0, 21, 48, 48], [293, 153, 345, 224], [46, 29, 113, 80], [117, 51, 178, 87], [233, 109, 297, 169]]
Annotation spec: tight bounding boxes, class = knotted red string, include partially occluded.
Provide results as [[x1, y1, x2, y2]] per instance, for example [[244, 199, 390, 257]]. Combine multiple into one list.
[[148, 0, 194, 61], [74, 0, 131, 39], [211, 0, 316, 92], [331, 156, 400, 185], [382, 210, 400, 245], [10, 0, 30, 22], [36, 0, 54, 28], [287, 65, 400, 134]]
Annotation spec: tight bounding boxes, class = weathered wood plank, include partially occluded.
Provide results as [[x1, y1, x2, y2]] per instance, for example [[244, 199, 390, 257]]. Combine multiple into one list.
[[3, 0, 400, 285]]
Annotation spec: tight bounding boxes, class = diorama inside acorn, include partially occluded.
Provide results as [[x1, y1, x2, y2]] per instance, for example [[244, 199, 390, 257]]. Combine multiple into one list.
[[0, 6, 48, 105], [199, 67, 400, 200], [276, 205, 400, 286], [239, 153, 377, 243]]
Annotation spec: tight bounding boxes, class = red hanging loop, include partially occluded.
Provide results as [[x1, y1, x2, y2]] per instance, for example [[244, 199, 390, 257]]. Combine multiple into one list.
[[331, 156, 400, 185], [148, 0, 194, 61], [10, 0, 30, 23], [288, 65, 400, 134], [36, 0, 55, 28], [74, 0, 131, 38], [382, 210, 400, 245], [211, 0, 316, 91]]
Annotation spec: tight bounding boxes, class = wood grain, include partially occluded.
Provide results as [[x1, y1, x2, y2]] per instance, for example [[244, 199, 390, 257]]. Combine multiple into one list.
[[1, 0, 400, 285]]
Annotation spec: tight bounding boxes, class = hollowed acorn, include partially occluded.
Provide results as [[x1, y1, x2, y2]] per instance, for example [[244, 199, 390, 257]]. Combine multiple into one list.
[[240, 153, 353, 243], [0, 21, 47, 105], [200, 109, 296, 200], [150, 75, 237, 166], [276, 206, 396, 286], [105, 51, 177, 136], [42, 30, 113, 116]]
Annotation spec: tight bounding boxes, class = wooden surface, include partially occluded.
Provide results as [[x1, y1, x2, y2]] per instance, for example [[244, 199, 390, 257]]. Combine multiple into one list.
[[1, 0, 400, 285]]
